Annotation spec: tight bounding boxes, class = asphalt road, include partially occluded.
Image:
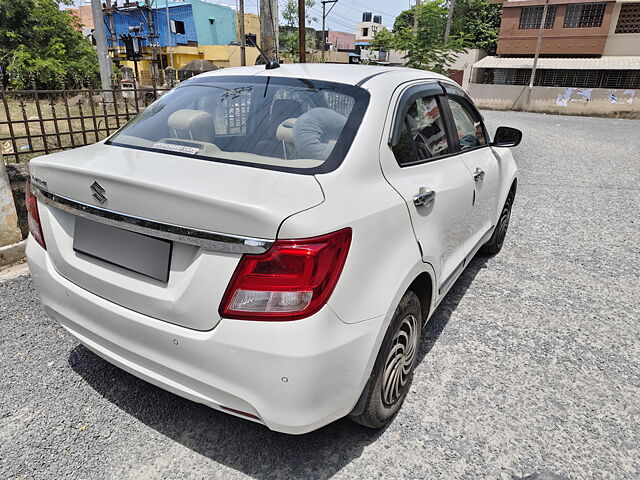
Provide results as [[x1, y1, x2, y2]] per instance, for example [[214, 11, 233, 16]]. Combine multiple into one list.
[[1, 111, 639, 479]]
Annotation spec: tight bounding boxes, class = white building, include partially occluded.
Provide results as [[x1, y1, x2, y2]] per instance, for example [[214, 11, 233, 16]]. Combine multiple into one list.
[[355, 12, 384, 43]]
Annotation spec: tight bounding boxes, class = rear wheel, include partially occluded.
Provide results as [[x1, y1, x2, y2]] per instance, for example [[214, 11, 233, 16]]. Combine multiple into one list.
[[482, 198, 512, 255], [349, 291, 422, 429]]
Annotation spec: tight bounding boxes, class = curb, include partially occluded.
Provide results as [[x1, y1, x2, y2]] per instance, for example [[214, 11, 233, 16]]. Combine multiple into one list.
[[0, 239, 27, 267]]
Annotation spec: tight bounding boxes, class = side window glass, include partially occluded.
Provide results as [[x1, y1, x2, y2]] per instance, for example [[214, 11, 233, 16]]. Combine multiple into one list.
[[392, 95, 451, 166], [446, 97, 487, 151]]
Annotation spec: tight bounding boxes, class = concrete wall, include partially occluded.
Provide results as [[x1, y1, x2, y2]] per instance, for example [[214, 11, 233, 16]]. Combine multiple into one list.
[[603, 0, 640, 56], [496, 0, 616, 56], [0, 159, 22, 248], [108, 4, 198, 49], [191, 0, 237, 46], [468, 83, 640, 116], [448, 49, 487, 91], [355, 21, 384, 42], [328, 31, 356, 50]]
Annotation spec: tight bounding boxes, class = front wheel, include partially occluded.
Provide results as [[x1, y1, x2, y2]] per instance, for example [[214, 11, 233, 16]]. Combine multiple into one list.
[[482, 199, 512, 255], [349, 291, 422, 429]]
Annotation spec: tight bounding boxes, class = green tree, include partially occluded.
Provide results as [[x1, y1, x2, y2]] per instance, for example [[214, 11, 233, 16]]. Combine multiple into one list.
[[393, 0, 501, 54], [0, 0, 99, 89], [376, 3, 466, 73], [279, 0, 318, 62], [451, 0, 502, 53], [369, 28, 395, 52]]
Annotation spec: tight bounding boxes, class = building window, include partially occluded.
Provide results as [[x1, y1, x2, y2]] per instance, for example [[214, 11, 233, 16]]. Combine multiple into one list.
[[519, 6, 557, 29], [615, 3, 640, 33], [564, 3, 606, 28], [171, 20, 186, 35], [362, 27, 369, 37]]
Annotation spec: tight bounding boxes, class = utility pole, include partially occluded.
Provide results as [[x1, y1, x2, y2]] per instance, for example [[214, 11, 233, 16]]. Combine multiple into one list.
[[444, 0, 456, 42], [321, 0, 338, 63], [165, 0, 174, 68], [105, 0, 118, 59], [145, 0, 159, 87], [529, 0, 549, 92], [413, 0, 420, 35], [91, 0, 113, 99], [259, 0, 279, 62], [239, 0, 246, 66], [298, 0, 306, 63]]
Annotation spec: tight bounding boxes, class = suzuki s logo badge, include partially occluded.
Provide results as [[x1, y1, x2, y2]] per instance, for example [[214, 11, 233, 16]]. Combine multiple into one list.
[[90, 181, 107, 204]]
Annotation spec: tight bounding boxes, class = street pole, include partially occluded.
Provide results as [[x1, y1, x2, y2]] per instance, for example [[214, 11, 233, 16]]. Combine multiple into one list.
[[91, 0, 113, 100], [413, 0, 420, 35], [105, 0, 118, 60], [239, 0, 246, 66], [165, 0, 174, 68], [527, 0, 549, 106], [145, 0, 159, 87], [298, 0, 306, 63], [444, 0, 456, 42], [321, 0, 326, 63], [259, 0, 279, 62], [320, 0, 338, 63]]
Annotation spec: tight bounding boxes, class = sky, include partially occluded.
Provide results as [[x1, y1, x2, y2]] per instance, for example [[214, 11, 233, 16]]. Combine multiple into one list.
[[71, 0, 414, 33]]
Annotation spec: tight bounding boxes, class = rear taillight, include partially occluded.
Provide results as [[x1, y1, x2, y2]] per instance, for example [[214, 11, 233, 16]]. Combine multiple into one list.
[[219, 228, 352, 321], [25, 178, 46, 250]]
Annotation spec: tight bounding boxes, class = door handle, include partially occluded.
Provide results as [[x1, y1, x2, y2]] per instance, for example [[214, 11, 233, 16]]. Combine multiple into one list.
[[473, 167, 485, 182], [413, 187, 436, 207]]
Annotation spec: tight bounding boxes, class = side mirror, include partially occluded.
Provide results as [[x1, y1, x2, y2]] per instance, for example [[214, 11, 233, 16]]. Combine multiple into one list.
[[493, 126, 522, 147]]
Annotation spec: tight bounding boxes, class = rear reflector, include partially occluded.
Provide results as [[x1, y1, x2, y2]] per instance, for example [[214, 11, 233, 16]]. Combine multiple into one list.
[[25, 178, 46, 250], [220, 405, 260, 420], [219, 228, 352, 321]]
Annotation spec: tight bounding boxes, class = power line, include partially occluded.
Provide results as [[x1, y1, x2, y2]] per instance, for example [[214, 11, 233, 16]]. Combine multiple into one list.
[[345, 0, 398, 20]]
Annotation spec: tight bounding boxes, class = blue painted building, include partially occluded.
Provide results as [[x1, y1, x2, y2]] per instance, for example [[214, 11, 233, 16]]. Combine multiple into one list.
[[105, 0, 238, 49]]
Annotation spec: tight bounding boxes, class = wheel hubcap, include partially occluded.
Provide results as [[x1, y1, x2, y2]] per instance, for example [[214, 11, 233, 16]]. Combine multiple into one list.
[[496, 209, 510, 249], [381, 314, 419, 406]]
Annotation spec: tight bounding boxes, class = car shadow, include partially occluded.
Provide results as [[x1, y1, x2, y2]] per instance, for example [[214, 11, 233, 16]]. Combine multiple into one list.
[[416, 254, 489, 364], [67, 254, 488, 479]]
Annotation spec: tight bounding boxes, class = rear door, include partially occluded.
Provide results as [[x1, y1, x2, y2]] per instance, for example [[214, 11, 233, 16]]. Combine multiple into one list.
[[441, 83, 501, 255], [380, 82, 476, 295]]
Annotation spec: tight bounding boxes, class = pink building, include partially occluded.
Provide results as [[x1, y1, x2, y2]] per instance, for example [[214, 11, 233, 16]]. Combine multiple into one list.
[[327, 30, 356, 51]]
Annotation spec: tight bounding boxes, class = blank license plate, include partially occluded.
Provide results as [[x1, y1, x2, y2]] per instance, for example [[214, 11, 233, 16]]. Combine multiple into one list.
[[73, 216, 172, 282]]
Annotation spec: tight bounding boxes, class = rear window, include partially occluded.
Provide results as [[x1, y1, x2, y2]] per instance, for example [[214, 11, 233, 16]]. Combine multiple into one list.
[[106, 76, 370, 174]]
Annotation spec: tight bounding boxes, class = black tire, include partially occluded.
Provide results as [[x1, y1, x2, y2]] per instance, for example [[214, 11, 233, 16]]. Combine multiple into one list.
[[482, 198, 512, 255], [349, 291, 422, 429]]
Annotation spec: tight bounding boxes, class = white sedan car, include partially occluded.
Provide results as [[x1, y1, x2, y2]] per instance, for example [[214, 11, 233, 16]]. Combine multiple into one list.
[[26, 64, 520, 434]]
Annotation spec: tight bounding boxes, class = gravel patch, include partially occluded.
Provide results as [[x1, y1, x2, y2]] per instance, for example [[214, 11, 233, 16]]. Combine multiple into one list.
[[1, 111, 639, 479]]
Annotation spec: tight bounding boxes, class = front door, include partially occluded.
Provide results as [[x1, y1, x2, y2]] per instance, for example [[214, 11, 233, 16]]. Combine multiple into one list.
[[442, 86, 501, 255], [380, 83, 476, 295]]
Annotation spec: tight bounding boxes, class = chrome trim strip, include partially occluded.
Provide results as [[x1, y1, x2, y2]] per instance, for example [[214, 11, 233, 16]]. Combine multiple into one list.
[[34, 186, 273, 254]]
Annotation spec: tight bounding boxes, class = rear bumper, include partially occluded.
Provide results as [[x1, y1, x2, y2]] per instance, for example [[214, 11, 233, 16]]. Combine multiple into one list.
[[27, 238, 385, 434]]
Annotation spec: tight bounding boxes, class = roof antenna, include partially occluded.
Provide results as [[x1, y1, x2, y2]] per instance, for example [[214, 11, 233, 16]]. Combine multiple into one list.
[[246, 36, 280, 70]]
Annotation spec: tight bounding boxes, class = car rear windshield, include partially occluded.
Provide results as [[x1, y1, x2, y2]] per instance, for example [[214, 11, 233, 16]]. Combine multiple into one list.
[[106, 75, 370, 174]]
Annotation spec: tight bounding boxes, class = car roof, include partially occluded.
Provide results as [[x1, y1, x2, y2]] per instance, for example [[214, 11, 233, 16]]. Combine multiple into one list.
[[196, 63, 450, 89]]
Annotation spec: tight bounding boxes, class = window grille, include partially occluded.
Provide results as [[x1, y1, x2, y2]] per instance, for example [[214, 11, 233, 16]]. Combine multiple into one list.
[[615, 3, 640, 33], [602, 70, 640, 88], [485, 69, 640, 89], [519, 5, 557, 29], [537, 69, 601, 87], [564, 3, 606, 28]]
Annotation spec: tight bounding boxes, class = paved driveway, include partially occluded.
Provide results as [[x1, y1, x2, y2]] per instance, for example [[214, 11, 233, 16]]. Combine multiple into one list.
[[1, 111, 639, 479]]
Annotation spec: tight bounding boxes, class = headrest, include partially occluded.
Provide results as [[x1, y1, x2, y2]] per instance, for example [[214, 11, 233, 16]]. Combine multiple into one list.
[[276, 118, 297, 143], [167, 109, 215, 142]]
